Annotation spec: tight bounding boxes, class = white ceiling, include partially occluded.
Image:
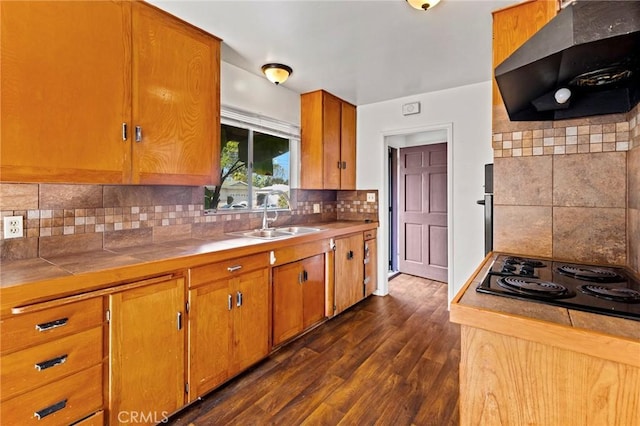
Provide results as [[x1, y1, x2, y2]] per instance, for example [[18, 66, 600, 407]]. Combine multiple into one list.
[[148, 0, 515, 106]]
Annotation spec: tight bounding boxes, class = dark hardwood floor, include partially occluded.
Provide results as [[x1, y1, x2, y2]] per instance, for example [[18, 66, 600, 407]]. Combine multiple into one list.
[[170, 274, 461, 426]]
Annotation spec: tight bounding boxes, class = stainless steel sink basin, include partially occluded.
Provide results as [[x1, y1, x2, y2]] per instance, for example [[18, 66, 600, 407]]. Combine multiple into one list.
[[230, 229, 292, 239], [229, 226, 321, 240], [276, 226, 321, 235]]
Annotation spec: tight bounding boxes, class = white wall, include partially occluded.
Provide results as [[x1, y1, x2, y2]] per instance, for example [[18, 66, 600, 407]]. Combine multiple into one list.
[[357, 81, 494, 302], [221, 61, 300, 125]]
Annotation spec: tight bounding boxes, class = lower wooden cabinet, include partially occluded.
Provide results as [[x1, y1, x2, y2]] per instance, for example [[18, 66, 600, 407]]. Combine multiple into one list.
[[334, 233, 365, 315], [108, 276, 186, 426], [188, 256, 270, 400], [364, 231, 377, 298], [0, 297, 104, 426], [0, 227, 379, 424], [273, 253, 325, 346], [1, 364, 103, 426]]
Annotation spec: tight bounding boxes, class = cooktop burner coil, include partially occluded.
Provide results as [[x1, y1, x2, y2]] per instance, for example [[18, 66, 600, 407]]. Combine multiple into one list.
[[557, 265, 625, 283], [579, 285, 640, 303], [504, 257, 546, 268], [497, 277, 571, 298]]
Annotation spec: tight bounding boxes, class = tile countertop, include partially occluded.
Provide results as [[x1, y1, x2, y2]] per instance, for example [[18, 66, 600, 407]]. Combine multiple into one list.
[[0, 221, 378, 317], [450, 252, 640, 368]]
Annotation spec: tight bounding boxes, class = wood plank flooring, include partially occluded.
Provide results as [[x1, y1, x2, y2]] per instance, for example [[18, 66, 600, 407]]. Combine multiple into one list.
[[169, 274, 460, 425]]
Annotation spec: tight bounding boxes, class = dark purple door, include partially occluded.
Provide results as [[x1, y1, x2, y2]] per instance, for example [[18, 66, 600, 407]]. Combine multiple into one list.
[[399, 143, 448, 282]]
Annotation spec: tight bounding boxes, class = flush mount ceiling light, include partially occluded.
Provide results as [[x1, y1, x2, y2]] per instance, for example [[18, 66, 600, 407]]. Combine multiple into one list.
[[406, 0, 441, 10], [261, 63, 293, 85]]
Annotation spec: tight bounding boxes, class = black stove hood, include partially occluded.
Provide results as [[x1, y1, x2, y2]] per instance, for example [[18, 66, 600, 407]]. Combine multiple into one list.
[[495, 1, 640, 121]]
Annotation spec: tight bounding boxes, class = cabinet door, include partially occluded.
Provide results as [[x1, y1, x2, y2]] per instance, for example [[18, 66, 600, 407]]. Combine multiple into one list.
[[322, 92, 342, 190], [109, 277, 185, 426], [229, 268, 269, 376], [364, 238, 378, 297], [302, 254, 326, 329], [334, 233, 365, 314], [340, 102, 357, 190], [188, 280, 232, 400], [273, 261, 304, 346], [131, 2, 220, 185], [0, 1, 131, 183]]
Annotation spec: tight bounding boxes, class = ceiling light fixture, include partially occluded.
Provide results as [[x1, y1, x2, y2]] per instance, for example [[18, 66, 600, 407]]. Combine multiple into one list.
[[261, 63, 293, 85], [406, 0, 441, 11]]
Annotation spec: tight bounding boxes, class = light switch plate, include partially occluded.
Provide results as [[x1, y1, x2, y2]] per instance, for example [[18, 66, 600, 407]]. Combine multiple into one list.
[[313, 203, 321, 213], [366, 193, 376, 202], [3, 215, 23, 239]]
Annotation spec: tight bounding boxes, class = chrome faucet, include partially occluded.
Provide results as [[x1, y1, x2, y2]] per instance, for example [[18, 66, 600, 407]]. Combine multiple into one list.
[[261, 189, 290, 230]]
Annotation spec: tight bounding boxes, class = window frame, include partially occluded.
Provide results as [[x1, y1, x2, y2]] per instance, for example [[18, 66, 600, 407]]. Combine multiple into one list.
[[205, 106, 300, 214]]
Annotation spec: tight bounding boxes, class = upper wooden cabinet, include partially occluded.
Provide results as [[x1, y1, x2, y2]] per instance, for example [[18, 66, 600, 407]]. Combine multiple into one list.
[[0, 1, 220, 185], [131, 2, 220, 185], [300, 90, 356, 190], [492, 0, 557, 107]]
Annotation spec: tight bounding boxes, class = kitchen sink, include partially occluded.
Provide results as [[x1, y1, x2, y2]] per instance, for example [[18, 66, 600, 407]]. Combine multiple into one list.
[[276, 226, 321, 235], [230, 226, 321, 240]]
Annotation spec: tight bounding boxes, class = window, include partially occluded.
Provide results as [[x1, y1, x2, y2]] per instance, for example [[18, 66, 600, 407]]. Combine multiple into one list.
[[205, 107, 298, 212]]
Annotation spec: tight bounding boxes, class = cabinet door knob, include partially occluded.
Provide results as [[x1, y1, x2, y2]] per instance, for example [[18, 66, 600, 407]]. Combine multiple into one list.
[[227, 265, 243, 272], [135, 125, 142, 142], [236, 291, 243, 307], [347, 250, 354, 260], [228, 294, 233, 311], [122, 123, 128, 141]]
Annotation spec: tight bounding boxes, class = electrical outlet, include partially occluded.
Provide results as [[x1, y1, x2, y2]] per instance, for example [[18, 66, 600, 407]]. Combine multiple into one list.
[[313, 203, 321, 214], [3, 215, 23, 239], [366, 193, 376, 203]]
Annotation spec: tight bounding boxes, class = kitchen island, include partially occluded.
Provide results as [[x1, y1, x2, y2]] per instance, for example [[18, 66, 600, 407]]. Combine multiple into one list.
[[450, 253, 640, 426]]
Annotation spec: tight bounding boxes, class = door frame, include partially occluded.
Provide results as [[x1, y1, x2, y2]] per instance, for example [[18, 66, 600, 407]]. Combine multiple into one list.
[[379, 122, 454, 303]]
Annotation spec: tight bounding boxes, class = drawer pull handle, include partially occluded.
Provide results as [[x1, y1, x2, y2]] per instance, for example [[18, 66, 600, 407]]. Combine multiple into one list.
[[35, 354, 68, 371], [227, 265, 242, 272], [34, 399, 67, 420], [35, 317, 68, 332]]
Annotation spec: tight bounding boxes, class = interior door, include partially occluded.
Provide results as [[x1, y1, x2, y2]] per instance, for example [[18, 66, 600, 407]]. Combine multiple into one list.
[[399, 144, 448, 282]]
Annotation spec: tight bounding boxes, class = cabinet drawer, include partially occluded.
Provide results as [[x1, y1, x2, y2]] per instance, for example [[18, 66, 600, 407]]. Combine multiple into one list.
[[1, 363, 102, 426], [1, 298, 103, 354], [71, 410, 103, 426], [190, 252, 270, 287], [364, 229, 376, 240], [1, 327, 103, 400]]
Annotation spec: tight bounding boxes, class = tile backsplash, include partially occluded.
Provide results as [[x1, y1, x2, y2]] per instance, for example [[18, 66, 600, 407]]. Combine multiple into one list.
[[0, 185, 378, 260], [493, 103, 639, 272]]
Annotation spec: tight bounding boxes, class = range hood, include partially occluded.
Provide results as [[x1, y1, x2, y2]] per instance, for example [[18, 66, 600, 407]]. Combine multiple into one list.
[[495, 1, 640, 121]]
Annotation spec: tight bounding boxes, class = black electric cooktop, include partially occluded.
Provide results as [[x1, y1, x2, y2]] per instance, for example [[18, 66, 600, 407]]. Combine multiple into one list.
[[477, 255, 640, 321]]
